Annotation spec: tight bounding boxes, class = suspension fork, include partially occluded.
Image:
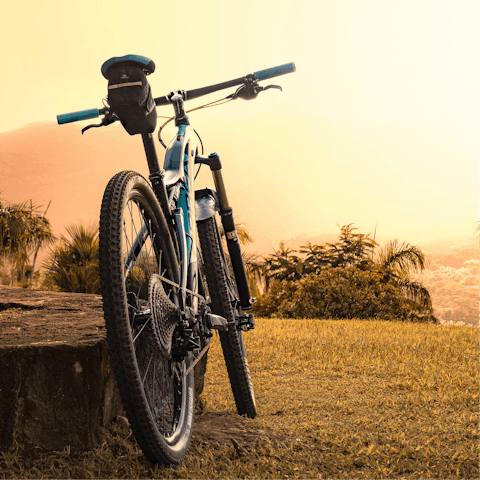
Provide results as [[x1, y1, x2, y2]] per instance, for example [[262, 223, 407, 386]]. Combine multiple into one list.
[[195, 152, 254, 310]]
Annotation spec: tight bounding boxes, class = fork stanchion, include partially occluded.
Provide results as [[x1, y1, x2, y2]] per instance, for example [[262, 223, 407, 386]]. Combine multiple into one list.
[[195, 152, 253, 310], [209, 156, 252, 311], [219, 204, 253, 311]]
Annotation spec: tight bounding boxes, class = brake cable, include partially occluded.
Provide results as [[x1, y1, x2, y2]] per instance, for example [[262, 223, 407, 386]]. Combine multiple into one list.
[[157, 82, 281, 180], [157, 96, 233, 148]]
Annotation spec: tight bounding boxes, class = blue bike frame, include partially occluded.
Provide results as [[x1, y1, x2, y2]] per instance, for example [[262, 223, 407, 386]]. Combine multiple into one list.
[[163, 123, 200, 315], [57, 59, 296, 318]]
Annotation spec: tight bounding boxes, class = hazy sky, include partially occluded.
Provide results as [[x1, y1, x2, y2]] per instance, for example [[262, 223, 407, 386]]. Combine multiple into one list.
[[1, 0, 477, 134], [1, 0, 479, 244]]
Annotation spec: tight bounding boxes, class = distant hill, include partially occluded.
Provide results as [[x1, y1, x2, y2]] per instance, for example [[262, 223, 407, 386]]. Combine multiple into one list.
[[1, 117, 476, 325], [0, 122, 149, 238], [0, 103, 477, 257], [0, 109, 354, 254]]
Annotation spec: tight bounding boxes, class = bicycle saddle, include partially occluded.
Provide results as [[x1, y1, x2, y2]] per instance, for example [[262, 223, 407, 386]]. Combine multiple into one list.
[[101, 54, 156, 79]]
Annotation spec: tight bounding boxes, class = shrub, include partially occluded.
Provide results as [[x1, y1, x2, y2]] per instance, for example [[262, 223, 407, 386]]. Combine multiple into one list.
[[42, 223, 100, 294], [253, 265, 436, 322]]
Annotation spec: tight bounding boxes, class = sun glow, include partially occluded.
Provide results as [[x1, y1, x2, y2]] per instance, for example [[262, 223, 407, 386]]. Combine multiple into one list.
[[0, 0, 478, 248]]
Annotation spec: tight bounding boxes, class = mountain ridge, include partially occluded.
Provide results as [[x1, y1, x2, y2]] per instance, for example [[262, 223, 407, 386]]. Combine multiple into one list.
[[0, 105, 477, 255]]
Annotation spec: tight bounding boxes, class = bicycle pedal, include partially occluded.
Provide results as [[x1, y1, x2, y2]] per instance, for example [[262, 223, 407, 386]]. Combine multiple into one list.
[[237, 313, 255, 331], [205, 313, 229, 331]]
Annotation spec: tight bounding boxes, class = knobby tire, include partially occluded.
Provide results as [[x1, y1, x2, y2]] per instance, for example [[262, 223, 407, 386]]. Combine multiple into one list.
[[197, 216, 257, 418], [99, 171, 194, 466]]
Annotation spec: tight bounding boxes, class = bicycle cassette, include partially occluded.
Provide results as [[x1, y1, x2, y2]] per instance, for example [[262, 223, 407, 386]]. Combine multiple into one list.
[[149, 274, 179, 359]]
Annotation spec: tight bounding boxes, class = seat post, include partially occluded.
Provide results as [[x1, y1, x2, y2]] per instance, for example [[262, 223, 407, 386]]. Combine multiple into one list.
[[141, 133, 161, 175]]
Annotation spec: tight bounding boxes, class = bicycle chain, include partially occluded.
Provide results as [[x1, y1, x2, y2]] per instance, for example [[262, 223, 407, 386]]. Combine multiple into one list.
[[157, 274, 205, 302]]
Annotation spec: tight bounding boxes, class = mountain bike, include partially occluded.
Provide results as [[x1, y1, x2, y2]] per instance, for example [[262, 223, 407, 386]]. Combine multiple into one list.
[[57, 54, 295, 465]]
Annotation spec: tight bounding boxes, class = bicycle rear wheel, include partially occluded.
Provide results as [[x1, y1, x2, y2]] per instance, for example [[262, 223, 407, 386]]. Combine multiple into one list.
[[99, 171, 194, 466], [197, 216, 257, 418]]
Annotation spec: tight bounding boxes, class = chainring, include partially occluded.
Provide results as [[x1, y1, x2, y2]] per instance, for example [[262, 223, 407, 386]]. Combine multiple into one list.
[[149, 274, 179, 359]]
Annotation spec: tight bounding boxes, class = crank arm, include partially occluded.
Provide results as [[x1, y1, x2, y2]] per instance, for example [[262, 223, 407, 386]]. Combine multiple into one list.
[[205, 312, 229, 331]]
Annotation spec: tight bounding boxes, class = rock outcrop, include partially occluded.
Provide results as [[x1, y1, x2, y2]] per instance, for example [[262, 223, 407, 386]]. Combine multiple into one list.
[[0, 286, 206, 453], [0, 286, 122, 452]]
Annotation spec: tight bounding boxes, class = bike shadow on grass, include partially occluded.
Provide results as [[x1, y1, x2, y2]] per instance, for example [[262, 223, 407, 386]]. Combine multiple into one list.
[[192, 411, 288, 450]]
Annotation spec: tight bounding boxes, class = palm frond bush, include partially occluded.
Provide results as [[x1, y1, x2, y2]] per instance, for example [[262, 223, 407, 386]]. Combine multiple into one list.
[[42, 223, 100, 293], [253, 224, 436, 322]]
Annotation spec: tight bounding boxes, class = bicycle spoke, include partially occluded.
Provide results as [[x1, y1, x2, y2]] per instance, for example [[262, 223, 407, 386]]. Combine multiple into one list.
[[133, 207, 145, 291], [158, 250, 163, 273], [141, 348, 154, 386], [151, 358, 156, 410], [132, 315, 153, 343]]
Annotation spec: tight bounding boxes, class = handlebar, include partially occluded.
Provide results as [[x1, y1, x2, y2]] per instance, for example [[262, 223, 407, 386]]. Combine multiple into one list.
[[155, 62, 296, 106], [57, 62, 295, 124]]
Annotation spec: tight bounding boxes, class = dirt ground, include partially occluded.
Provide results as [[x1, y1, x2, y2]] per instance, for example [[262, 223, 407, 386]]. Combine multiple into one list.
[[193, 411, 284, 450]]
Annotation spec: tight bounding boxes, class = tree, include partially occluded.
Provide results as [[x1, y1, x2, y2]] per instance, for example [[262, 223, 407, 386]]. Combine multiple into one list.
[[42, 223, 100, 293], [259, 225, 378, 288], [0, 196, 54, 286], [331, 223, 377, 268], [376, 239, 432, 313], [299, 224, 378, 273], [218, 221, 254, 246], [218, 218, 265, 295], [298, 241, 331, 275], [242, 250, 268, 297], [263, 240, 304, 282], [254, 265, 415, 321]]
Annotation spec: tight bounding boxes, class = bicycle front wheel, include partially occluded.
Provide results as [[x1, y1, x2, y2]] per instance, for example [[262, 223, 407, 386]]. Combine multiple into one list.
[[99, 171, 194, 466], [197, 216, 257, 418]]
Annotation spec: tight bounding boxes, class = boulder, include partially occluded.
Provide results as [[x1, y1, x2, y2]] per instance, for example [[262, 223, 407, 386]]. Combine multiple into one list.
[[0, 286, 206, 453], [0, 286, 122, 452]]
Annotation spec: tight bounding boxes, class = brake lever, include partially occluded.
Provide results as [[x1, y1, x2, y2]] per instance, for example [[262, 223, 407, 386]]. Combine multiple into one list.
[[227, 80, 283, 101], [81, 112, 117, 134], [262, 84, 283, 93]]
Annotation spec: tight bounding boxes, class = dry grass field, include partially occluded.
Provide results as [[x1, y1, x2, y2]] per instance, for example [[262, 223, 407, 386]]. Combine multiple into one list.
[[1, 318, 478, 479]]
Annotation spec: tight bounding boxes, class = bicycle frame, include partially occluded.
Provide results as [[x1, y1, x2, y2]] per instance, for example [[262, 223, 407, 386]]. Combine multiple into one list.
[[138, 127, 200, 317], [57, 59, 295, 319], [55, 58, 294, 464], [139, 109, 253, 321], [164, 123, 200, 314]]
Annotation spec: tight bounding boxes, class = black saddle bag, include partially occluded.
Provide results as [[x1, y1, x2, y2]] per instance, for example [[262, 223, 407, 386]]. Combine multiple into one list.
[[106, 65, 157, 135]]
